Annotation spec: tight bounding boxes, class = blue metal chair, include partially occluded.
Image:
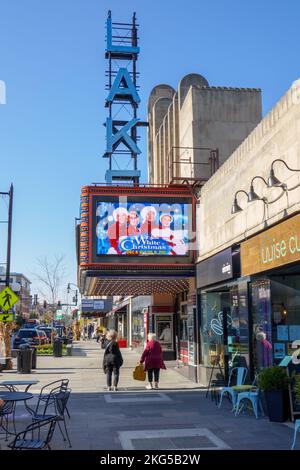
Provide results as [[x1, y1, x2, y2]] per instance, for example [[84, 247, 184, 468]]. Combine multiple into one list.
[[291, 419, 300, 450], [218, 367, 248, 409], [234, 376, 264, 418]]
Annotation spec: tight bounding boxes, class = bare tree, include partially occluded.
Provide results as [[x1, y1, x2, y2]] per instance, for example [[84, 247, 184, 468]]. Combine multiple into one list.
[[33, 255, 66, 319]]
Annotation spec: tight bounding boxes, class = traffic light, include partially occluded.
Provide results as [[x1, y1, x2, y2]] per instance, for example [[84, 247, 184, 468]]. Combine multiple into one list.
[[43, 300, 47, 309], [34, 294, 38, 306]]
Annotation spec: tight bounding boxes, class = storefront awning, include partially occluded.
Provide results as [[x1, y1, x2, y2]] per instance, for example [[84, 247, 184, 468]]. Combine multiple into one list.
[[83, 276, 190, 296]]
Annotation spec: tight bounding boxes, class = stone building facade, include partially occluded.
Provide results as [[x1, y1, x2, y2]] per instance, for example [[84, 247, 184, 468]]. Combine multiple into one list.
[[148, 73, 262, 185], [196, 78, 300, 385]]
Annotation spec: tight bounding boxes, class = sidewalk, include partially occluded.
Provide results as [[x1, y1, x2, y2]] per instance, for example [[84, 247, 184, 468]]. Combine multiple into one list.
[[1, 341, 201, 393], [0, 341, 296, 450]]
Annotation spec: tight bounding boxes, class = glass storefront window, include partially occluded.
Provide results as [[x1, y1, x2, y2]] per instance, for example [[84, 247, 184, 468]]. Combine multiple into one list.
[[180, 305, 188, 342], [201, 291, 228, 368], [251, 279, 273, 370], [228, 283, 249, 369], [132, 311, 144, 347], [252, 276, 300, 369], [270, 275, 300, 364], [201, 284, 250, 371], [178, 304, 188, 363]]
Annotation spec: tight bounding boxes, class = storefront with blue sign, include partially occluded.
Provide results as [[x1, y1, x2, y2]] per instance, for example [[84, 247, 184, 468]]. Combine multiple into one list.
[[196, 246, 251, 385]]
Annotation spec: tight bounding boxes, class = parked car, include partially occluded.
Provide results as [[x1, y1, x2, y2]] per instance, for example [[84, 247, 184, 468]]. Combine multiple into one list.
[[38, 326, 57, 343], [13, 329, 41, 349], [23, 321, 40, 329], [37, 329, 48, 345]]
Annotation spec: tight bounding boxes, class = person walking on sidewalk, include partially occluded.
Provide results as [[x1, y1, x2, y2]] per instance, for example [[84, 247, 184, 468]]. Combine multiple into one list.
[[140, 333, 166, 390], [102, 330, 123, 391]]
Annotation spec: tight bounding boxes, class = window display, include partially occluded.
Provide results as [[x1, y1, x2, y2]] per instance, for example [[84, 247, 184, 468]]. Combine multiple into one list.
[[201, 291, 227, 368], [270, 275, 300, 365], [156, 315, 173, 350], [201, 284, 250, 371], [251, 279, 273, 370]]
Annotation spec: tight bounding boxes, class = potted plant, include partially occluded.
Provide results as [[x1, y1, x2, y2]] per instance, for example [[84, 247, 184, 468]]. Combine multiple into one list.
[[258, 366, 290, 422], [294, 373, 300, 405]]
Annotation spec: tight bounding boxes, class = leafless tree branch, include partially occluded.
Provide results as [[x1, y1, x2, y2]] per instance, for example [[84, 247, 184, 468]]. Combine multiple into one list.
[[32, 255, 66, 318]]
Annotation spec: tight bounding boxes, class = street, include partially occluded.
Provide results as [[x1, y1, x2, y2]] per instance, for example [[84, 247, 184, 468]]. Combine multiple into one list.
[[0, 342, 295, 450]]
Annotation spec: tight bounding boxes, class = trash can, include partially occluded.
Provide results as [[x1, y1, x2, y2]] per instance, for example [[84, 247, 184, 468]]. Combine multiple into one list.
[[17, 345, 33, 374], [53, 338, 63, 357], [31, 347, 37, 369]]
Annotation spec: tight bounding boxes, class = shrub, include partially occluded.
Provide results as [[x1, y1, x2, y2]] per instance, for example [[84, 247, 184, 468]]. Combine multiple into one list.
[[293, 373, 300, 405], [37, 344, 52, 351], [258, 366, 290, 391]]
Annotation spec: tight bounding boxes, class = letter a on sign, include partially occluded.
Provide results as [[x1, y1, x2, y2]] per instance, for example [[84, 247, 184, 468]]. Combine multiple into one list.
[[106, 118, 141, 155], [106, 68, 140, 105]]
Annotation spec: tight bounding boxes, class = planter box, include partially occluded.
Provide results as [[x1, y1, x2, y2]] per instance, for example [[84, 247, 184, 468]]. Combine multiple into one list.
[[264, 390, 290, 422]]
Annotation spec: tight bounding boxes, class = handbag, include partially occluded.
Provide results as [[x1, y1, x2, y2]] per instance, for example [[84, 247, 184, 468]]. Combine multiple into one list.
[[133, 363, 146, 381]]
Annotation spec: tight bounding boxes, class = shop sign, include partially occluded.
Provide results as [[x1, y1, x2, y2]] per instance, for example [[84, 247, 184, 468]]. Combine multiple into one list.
[[241, 213, 300, 276], [197, 247, 239, 289], [94, 300, 105, 310], [143, 308, 149, 341], [81, 299, 112, 313]]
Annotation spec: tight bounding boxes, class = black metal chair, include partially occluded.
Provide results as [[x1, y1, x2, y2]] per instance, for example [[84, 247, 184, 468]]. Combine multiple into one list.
[[38, 379, 70, 418], [0, 385, 16, 440], [8, 416, 58, 450], [31, 387, 72, 448], [53, 388, 72, 448]]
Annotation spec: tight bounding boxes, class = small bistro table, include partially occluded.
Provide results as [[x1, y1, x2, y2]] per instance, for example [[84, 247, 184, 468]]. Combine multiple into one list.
[[0, 391, 34, 436], [0, 380, 39, 393]]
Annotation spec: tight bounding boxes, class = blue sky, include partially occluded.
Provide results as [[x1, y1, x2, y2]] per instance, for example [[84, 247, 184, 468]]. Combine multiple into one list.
[[0, 0, 299, 300]]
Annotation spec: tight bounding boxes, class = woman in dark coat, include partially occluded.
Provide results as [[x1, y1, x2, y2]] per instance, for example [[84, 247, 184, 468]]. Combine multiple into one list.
[[102, 330, 123, 391], [140, 333, 166, 389]]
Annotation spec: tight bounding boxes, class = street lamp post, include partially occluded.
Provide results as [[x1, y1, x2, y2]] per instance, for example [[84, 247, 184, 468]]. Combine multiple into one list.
[[0, 185, 13, 370], [67, 283, 78, 306], [0, 184, 13, 288], [67, 283, 80, 340]]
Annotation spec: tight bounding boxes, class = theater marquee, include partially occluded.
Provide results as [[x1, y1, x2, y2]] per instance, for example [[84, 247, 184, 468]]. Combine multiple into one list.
[[78, 185, 196, 296]]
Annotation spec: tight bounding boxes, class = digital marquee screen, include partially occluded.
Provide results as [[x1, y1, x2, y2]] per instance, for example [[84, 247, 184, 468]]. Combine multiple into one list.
[[96, 201, 190, 256]]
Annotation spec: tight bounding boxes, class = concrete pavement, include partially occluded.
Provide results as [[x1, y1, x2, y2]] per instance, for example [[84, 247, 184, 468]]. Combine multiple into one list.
[[0, 341, 296, 450]]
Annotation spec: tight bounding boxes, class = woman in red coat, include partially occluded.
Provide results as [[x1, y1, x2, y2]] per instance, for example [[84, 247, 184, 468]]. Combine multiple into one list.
[[140, 333, 166, 389]]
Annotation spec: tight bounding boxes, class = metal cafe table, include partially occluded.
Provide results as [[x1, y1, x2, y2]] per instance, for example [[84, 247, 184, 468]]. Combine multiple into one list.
[[0, 380, 39, 414], [0, 380, 39, 393], [0, 391, 34, 437]]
